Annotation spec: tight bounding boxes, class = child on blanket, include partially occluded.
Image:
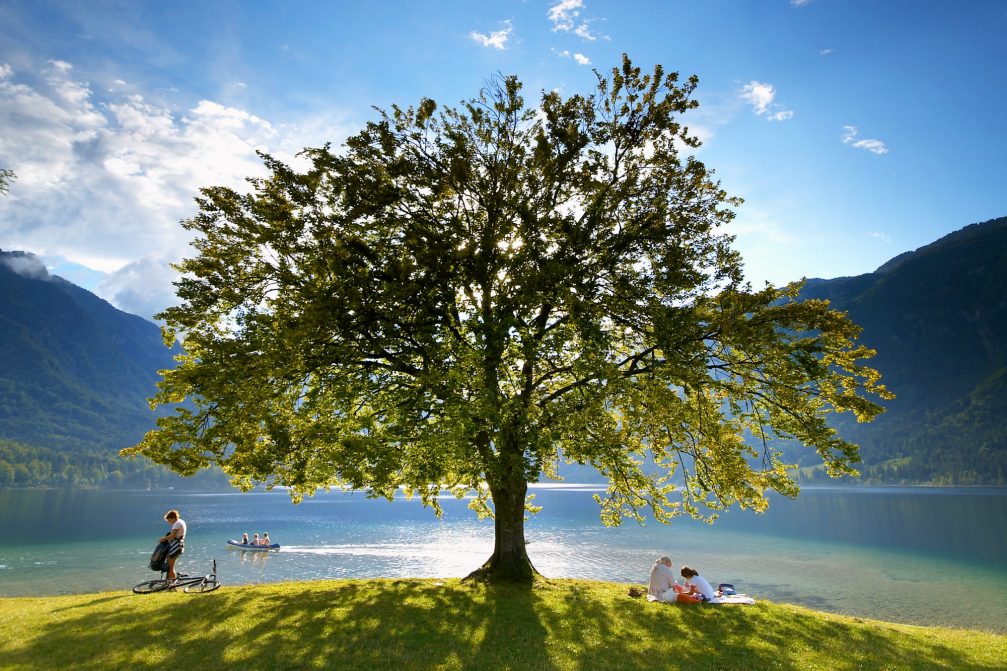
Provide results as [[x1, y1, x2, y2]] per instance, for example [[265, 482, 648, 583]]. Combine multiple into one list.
[[676, 566, 716, 604]]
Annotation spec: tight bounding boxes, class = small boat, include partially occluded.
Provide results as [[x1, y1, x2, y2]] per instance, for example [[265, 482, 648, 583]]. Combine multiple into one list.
[[227, 539, 280, 550]]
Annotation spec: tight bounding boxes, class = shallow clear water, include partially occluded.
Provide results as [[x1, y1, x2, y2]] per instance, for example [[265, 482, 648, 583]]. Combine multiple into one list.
[[1, 485, 1004, 632]]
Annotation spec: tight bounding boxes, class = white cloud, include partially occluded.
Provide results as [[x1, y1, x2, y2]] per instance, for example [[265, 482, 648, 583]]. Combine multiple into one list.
[[681, 123, 715, 148], [740, 80, 793, 121], [740, 81, 775, 114], [852, 138, 887, 154], [554, 49, 591, 66], [548, 0, 583, 32], [867, 231, 891, 244], [841, 125, 889, 154], [0, 61, 351, 319], [48, 59, 73, 72], [0, 252, 49, 280], [791, 0, 813, 6], [820, 48, 834, 56], [470, 21, 512, 50], [548, 0, 606, 41], [573, 22, 600, 41], [96, 255, 180, 319]]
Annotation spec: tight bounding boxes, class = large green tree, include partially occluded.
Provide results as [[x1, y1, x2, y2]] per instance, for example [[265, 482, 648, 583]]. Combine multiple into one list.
[[127, 57, 890, 581]]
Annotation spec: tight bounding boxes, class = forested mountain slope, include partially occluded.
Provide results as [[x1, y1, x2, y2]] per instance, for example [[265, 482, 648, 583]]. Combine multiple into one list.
[[796, 216, 1007, 484], [0, 250, 176, 452]]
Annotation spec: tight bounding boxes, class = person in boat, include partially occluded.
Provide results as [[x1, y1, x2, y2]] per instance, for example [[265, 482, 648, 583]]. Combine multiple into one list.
[[241, 533, 249, 545], [252, 533, 260, 546], [262, 532, 271, 546], [158, 509, 186, 582], [676, 566, 716, 604], [648, 556, 685, 602]]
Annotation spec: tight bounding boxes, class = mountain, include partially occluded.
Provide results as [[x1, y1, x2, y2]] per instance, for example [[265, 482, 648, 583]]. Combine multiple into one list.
[[0, 249, 176, 452], [795, 216, 1007, 484]]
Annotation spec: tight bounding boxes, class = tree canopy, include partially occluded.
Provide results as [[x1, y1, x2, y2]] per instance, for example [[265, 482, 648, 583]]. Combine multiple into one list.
[[126, 56, 890, 581], [0, 168, 14, 196]]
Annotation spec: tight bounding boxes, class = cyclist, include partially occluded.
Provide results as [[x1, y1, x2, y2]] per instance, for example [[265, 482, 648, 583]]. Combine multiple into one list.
[[159, 509, 186, 582]]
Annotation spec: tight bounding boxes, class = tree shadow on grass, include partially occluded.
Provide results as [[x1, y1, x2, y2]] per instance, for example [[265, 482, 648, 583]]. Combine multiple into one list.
[[613, 597, 1000, 671], [464, 581, 558, 671], [5, 580, 546, 671], [505, 582, 1000, 671], [50, 594, 125, 611], [5, 581, 1003, 671]]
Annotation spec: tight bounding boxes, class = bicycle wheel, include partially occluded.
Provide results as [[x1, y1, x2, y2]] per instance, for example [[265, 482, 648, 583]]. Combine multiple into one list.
[[133, 579, 170, 594], [184, 578, 221, 593]]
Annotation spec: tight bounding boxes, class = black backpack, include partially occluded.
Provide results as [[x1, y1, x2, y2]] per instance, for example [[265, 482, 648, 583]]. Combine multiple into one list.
[[150, 540, 169, 571]]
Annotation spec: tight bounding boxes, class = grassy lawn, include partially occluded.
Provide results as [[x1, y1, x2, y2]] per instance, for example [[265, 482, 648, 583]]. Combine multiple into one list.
[[1, 578, 1004, 670]]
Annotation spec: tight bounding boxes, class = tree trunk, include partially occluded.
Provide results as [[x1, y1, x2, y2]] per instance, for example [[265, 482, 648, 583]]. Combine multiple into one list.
[[465, 470, 540, 583]]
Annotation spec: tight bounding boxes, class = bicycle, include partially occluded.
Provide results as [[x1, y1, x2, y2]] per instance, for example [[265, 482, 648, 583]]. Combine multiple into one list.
[[133, 558, 221, 594]]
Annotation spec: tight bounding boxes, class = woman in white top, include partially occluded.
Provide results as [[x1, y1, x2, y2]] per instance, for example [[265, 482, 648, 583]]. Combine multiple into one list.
[[159, 509, 186, 582], [677, 565, 715, 604]]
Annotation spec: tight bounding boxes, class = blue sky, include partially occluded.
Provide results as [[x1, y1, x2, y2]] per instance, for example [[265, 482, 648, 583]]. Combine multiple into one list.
[[0, 0, 1004, 319]]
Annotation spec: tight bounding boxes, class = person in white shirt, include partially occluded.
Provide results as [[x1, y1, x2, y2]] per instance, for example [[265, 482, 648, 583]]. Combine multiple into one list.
[[677, 565, 716, 604], [648, 556, 685, 602], [159, 509, 187, 582]]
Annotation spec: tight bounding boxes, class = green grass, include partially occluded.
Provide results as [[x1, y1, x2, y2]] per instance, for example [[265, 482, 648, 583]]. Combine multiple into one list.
[[1, 579, 1004, 670]]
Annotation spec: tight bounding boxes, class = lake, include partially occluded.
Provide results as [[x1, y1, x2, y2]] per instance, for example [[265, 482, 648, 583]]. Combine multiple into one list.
[[1, 485, 1005, 633]]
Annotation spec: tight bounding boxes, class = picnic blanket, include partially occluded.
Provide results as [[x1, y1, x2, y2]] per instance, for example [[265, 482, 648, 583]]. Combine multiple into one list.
[[709, 594, 756, 605], [647, 593, 756, 605]]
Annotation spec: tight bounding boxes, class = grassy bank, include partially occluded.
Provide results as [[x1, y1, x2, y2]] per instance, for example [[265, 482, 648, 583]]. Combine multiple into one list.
[[1, 578, 1004, 670]]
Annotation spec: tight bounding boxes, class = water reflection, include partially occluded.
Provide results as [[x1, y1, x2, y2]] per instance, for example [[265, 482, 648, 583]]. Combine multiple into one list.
[[0, 488, 167, 542], [711, 487, 1007, 565], [232, 549, 272, 566]]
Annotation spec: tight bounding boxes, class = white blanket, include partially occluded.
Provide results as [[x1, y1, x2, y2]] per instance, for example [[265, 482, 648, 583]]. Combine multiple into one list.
[[647, 593, 756, 605], [709, 594, 756, 605]]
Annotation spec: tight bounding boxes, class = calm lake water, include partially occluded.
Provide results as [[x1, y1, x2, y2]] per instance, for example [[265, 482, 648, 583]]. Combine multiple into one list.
[[1, 485, 1005, 633]]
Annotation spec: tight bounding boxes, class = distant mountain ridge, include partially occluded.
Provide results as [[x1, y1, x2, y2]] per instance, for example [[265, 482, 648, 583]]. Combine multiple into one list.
[[0, 249, 176, 452], [795, 216, 1007, 484]]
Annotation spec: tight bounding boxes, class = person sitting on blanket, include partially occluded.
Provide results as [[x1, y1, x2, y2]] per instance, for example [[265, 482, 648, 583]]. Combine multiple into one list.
[[648, 556, 686, 602], [676, 565, 716, 604]]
